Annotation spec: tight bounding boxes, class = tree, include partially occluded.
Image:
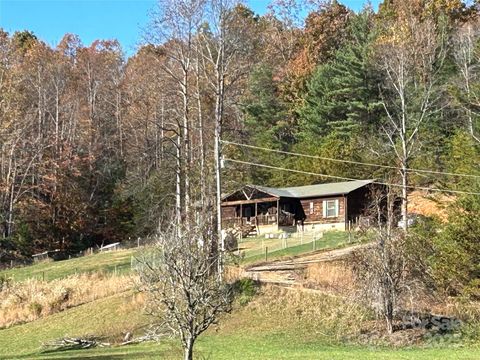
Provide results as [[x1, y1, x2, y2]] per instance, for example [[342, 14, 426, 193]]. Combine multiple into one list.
[[451, 19, 480, 143], [422, 189, 480, 299], [299, 8, 382, 138], [240, 64, 290, 185], [354, 186, 424, 334], [136, 220, 232, 360], [197, 0, 256, 260], [375, 5, 447, 230], [148, 0, 207, 228]]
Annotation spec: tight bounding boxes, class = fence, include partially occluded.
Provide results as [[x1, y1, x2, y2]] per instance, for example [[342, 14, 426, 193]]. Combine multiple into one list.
[[237, 228, 357, 262], [0, 236, 156, 280]]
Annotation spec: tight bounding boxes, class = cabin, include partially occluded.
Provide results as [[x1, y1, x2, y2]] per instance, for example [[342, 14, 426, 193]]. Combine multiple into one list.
[[221, 179, 378, 234]]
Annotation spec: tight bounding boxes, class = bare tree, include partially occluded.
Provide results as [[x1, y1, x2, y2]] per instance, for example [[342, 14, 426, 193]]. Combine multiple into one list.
[[136, 219, 232, 360], [198, 0, 255, 261], [148, 0, 207, 228], [376, 11, 447, 231], [353, 186, 425, 334], [452, 19, 480, 143]]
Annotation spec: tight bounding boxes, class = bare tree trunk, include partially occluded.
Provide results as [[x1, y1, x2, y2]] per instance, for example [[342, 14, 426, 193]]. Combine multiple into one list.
[[195, 60, 206, 207], [214, 59, 225, 271], [214, 107, 223, 255], [453, 23, 480, 144], [181, 68, 191, 224], [184, 337, 194, 360], [176, 135, 182, 230], [400, 157, 408, 231]]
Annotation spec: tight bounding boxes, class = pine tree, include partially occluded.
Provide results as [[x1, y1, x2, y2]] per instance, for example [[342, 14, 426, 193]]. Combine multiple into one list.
[[299, 8, 382, 139], [241, 65, 291, 185]]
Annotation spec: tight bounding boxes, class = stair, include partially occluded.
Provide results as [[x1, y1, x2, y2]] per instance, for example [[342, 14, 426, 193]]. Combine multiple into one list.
[[241, 224, 257, 238]]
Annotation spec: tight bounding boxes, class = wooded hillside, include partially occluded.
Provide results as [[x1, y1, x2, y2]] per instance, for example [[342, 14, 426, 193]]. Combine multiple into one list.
[[1, 0, 479, 260]]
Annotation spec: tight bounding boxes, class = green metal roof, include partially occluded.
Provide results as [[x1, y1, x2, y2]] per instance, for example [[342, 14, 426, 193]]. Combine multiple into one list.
[[251, 180, 375, 199]]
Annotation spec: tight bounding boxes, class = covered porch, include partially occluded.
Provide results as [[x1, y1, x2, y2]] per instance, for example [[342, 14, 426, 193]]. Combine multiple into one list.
[[221, 186, 304, 231]]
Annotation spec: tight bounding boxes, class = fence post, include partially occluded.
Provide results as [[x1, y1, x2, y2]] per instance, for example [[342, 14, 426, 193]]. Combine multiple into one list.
[[42, 271, 45, 281], [348, 221, 352, 242], [137, 237, 140, 248], [264, 246, 268, 261]]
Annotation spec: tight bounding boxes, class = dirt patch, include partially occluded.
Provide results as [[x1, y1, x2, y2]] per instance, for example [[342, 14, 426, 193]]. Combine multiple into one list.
[[408, 190, 455, 221]]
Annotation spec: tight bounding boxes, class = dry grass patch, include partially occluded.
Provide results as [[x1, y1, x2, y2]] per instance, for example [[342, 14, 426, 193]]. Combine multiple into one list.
[[215, 284, 370, 344], [0, 273, 134, 328], [304, 261, 353, 293]]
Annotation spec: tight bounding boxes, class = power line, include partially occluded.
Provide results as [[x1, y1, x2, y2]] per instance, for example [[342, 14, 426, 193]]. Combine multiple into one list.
[[224, 158, 480, 196], [221, 140, 480, 179]]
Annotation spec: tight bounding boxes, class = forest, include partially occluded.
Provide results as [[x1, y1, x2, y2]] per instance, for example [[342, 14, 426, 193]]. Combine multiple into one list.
[[1, 0, 479, 262]]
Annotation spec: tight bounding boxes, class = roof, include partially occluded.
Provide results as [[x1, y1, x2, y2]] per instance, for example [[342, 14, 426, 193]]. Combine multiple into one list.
[[250, 179, 375, 199]]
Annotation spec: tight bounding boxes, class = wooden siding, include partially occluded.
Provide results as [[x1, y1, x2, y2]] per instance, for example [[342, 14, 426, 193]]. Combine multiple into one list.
[[221, 206, 236, 219], [300, 196, 345, 224]]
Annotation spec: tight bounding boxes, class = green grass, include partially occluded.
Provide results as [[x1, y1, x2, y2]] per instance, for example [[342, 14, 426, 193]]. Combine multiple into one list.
[[1, 231, 354, 282], [0, 249, 137, 282], [1, 290, 479, 360], [0, 291, 149, 358], [9, 336, 480, 360], [239, 231, 353, 264], [2, 280, 479, 360]]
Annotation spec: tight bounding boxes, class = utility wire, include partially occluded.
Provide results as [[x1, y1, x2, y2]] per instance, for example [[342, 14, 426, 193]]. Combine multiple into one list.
[[221, 140, 480, 179], [224, 158, 480, 196]]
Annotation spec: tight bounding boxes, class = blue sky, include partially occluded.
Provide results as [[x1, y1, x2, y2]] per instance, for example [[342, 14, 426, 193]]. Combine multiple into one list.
[[0, 0, 379, 56]]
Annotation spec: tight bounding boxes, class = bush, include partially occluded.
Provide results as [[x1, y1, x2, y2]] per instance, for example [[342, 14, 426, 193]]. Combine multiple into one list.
[[0, 275, 11, 292], [232, 278, 258, 306], [29, 302, 43, 317], [408, 192, 480, 300]]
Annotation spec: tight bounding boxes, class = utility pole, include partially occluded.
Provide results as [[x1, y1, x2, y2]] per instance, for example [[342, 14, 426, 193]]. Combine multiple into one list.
[[215, 121, 223, 274]]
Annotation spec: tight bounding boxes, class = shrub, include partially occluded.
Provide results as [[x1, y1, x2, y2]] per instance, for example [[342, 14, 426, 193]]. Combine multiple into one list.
[[29, 302, 43, 317], [232, 278, 258, 306], [0, 275, 11, 292]]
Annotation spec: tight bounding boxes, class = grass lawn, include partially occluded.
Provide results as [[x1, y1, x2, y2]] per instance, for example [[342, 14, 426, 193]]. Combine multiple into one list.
[[9, 337, 480, 360], [1, 231, 355, 282], [239, 230, 354, 264], [0, 249, 137, 282]]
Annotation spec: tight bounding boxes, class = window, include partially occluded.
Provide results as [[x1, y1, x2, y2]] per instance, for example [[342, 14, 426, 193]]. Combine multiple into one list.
[[309, 202, 314, 215], [323, 199, 339, 218]]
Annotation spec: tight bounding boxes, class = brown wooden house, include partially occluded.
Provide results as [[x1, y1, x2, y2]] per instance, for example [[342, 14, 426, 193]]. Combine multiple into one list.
[[221, 179, 377, 233]]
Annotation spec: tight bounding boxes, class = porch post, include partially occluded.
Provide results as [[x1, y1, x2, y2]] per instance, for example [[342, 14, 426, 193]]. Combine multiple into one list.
[[255, 202, 258, 227], [240, 203, 243, 227], [276, 199, 280, 230]]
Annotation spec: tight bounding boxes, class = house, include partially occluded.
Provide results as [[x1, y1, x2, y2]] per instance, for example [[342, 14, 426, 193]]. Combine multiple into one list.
[[221, 179, 379, 234]]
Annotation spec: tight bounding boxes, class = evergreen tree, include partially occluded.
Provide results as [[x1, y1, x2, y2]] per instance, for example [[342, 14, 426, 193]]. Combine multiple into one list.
[[299, 8, 382, 139], [241, 65, 292, 186]]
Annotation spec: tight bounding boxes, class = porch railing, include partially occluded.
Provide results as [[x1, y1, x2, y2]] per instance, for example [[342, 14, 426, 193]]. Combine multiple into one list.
[[222, 213, 295, 228]]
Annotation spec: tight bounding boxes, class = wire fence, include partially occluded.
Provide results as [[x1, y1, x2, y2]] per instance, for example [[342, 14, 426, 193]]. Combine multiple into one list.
[[237, 229, 357, 262], [2, 230, 359, 282], [0, 236, 157, 282]]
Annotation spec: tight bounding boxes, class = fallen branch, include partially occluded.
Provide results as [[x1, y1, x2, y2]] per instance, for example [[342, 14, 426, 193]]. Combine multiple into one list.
[[120, 326, 169, 346], [42, 337, 110, 351]]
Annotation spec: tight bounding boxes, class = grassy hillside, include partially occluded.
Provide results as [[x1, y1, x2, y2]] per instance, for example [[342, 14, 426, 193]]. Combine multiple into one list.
[[1, 285, 479, 360], [0, 249, 137, 282], [0, 231, 352, 282], [239, 231, 352, 264]]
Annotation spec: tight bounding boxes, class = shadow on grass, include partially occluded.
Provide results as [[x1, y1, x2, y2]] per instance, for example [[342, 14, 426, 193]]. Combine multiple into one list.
[[11, 350, 161, 360]]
